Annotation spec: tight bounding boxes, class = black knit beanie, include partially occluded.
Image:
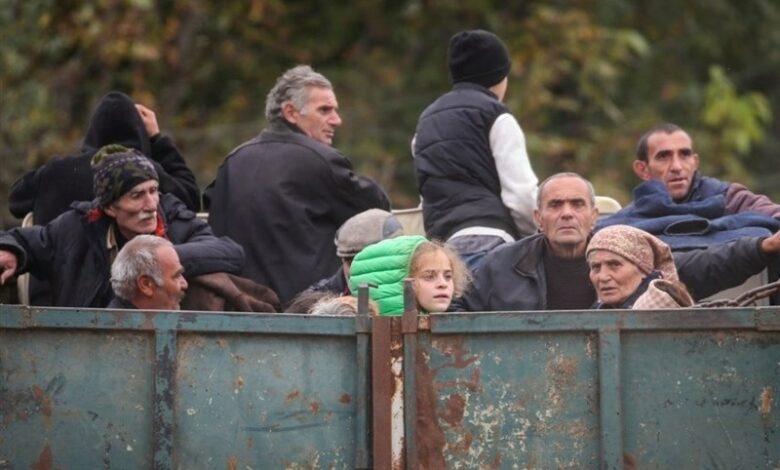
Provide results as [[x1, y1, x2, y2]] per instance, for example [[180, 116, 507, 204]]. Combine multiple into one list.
[[91, 144, 158, 207], [448, 30, 511, 88]]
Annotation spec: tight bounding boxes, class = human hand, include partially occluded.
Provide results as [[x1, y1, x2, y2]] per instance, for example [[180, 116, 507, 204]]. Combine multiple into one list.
[[0, 250, 19, 285], [760, 231, 780, 254], [135, 104, 160, 138]]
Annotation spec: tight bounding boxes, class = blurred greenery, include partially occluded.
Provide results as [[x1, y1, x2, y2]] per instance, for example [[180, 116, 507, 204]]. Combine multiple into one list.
[[1, 0, 778, 229]]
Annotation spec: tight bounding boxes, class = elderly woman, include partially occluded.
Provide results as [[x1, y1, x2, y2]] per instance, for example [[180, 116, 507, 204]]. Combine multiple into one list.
[[586, 225, 693, 309]]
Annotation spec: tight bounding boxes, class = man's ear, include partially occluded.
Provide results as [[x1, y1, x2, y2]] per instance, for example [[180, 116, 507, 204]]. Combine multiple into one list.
[[104, 204, 117, 218], [533, 209, 542, 232], [633, 160, 651, 180], [137, 275, 155, 297], [281, 102, 299, 124]]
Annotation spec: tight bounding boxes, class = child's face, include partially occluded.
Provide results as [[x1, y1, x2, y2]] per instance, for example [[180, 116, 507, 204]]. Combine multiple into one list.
[[413, 250, 455, 312]]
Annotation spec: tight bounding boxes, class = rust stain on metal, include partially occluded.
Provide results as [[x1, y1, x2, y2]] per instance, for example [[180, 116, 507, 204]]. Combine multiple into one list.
[[233, 376, 245, 391], [226, 455, 238, 470], [216, 338, 229, 348], [414, 347, 447, 469], [339, 393, 352, 404], [31, 385, 54, 431], [441, 393, 466, 427], [759, 387, 774, 417], [447, 433, 473, 454], [545, 356, 578, 412], [623, 452, 638, 470], [309, 401, 321, 413], [32, 444, 53, 470], [418, 315, 431, 331], [286, 390, 301, 402]]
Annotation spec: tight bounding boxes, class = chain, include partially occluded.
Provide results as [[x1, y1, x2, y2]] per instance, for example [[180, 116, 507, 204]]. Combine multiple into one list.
[[694, 279, 780, 308]]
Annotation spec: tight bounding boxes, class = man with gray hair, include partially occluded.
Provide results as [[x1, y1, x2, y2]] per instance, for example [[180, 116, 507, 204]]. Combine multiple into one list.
[[454, 172, 780, 312], [204, 65, 390, 305], [109, 235, 188, 310]]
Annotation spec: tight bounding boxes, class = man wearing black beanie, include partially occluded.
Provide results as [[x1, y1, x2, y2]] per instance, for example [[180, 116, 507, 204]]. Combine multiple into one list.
[[413, 29, 538, 270]]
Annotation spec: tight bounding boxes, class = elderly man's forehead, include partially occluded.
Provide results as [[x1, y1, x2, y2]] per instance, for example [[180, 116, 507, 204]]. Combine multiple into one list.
[[128, 180, 159, 192], [540, 177, 591, 202]]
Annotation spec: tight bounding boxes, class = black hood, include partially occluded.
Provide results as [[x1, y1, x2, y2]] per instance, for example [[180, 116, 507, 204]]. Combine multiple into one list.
[[82, 91, 152, 158]]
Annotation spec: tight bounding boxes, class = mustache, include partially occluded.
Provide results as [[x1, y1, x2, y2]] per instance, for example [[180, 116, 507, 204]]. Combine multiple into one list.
[[137, 210, 157, 222]]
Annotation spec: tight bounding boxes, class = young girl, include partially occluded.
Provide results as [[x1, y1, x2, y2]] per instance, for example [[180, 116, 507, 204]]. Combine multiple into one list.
[[348, 235, 471, 315]]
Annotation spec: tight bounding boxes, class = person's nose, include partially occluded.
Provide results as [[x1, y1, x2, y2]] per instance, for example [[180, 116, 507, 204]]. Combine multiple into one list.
[[330, 111, 342, 128], [142, 192, 157, 210], [560, 203, 575, 218], [180, 277, 188, 292], [669, 154, 683, 172]]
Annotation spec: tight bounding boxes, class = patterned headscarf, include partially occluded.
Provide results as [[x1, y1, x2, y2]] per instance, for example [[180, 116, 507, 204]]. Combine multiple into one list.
[[91, 144, 158, 207], [587, 224, 678, 281]]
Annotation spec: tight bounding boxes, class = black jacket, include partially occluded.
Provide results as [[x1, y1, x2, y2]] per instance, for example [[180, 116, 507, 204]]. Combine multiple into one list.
[[414, 83, 522, 239], [455, 233, 773, 312], [9, 91, 201, 224], [0, 194, 243, 308], [204, 121, 390, 305]]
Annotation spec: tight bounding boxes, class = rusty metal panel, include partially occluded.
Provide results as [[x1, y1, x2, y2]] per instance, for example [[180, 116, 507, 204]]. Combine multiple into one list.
[[1, 307, 365, 469], [418, 309, 780, 469], [173, 332, 358, 469], [414, 331, 600, 468], [1, 329, 155, 468], [621, 330, 780, 468]]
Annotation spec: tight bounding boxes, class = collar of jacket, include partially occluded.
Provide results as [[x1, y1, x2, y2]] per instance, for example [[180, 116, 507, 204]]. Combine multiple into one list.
[[452, 81, 499, 100], [267, 119, 307, 137]]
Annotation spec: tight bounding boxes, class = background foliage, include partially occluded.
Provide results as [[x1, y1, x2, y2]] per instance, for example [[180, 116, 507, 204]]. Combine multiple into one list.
[[2, 0, 779, 229]]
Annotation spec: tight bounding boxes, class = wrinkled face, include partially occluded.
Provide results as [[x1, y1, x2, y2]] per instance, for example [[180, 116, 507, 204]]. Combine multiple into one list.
[[286, 87, 342, 145], [634, 131, 700, 201], [104, 180, 160, 239], [534, 176, 598, 257], [149, 245, 188, 310], [588, 250, 645, 307], [412, 250, 455, 313]]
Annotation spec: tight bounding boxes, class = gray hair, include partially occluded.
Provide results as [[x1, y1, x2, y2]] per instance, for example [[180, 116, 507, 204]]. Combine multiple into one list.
[[111, 235, 173, 300], [536, 172, 596, 209], [264, 65, 333, 123]]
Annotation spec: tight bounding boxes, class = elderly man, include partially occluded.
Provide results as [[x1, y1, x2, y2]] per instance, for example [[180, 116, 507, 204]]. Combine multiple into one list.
[[304, 208, 404, 296], [0, 146, 243, 308], [109, 235, 188, 310], [455, 172, 780, 312], [204, 65, 390, 305], [599, 123, 780, 249]]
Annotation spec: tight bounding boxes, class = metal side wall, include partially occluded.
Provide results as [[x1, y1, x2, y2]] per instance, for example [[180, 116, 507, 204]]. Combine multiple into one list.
[[411, 309, 780, 469], [0, 307, 369, 470]]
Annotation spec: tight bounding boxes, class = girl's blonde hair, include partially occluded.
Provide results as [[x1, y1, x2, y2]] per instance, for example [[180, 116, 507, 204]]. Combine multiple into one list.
[[409, 240, 472, 297]]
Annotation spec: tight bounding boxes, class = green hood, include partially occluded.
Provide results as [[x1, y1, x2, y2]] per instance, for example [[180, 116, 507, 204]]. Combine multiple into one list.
[[348, 235, 427, 315]]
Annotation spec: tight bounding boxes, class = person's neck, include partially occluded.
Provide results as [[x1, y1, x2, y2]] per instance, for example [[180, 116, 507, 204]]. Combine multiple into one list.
[[546, 242, 586, 259]]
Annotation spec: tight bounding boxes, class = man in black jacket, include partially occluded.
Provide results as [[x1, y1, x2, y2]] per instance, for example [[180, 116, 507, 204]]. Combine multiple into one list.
[[9, 91, 201, 224], [204, 65, 390, 305], [455, 172, 780, 312], [0, 146, 243, 308]]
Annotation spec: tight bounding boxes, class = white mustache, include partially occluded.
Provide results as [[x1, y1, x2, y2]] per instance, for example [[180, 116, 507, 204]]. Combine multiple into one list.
[[137, 211, 157, 222]]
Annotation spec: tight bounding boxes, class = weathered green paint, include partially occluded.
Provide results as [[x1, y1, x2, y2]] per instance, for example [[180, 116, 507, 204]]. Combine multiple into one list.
[[409, 309, 780, 468], [1, 307, 362, 469], [2, 305, 779, 469]]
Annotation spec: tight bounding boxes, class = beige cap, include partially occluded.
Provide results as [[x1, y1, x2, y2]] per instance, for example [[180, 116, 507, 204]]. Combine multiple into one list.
[[335, 209, 404, 258]]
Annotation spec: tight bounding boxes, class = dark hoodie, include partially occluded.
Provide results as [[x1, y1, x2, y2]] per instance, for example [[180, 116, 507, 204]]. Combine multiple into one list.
[[9, 91, 201, 225]]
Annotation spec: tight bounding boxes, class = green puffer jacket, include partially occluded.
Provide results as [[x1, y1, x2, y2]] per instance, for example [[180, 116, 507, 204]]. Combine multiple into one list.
[[348, 235, 427, 316]]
